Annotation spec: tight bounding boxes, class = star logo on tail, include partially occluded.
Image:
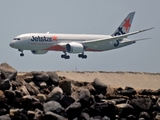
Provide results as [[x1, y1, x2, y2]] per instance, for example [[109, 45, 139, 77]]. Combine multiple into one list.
[[123, 18, 131, 32], [52, 35, 58, 41]]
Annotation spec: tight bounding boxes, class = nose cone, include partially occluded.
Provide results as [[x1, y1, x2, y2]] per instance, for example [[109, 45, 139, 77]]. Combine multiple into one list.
[[9, 41, 14, 48]]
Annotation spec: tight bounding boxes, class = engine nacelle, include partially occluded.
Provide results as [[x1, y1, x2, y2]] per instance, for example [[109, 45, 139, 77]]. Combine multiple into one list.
[[66, 42, 84, 53], [31, 50, 48, 54]]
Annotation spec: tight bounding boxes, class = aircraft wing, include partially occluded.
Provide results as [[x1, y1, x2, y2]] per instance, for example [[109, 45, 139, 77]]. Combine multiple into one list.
[[82, 27, 154, 47]]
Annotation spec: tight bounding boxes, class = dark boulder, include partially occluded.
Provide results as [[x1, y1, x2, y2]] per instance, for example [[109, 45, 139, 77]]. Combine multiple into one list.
[[59, 95, 75, 108], [65, 102, 82, 119], [59, 79, 72, 95], [0, 63, 17, 80], [129, 98, 153, 116], [25, 82, 39, 95], [0, 79, 11, 91], [71, 87, 91, 101], [44, 111, 67, 120], [90, 101, 116, 119], [32, 71, 49, 82], [93, 78, 107, 95], [139, 111, 150, 120], [139, 89, 154, 95], [44, 101, 64, 114], [154, 88, 160, 95], [46, 72, 60, 86], [4, 90, 16, 100], [119, 86, 136, 96], [47, 87, 63, 101], [71, 87, 91, 108], [78, 87, 91, 102]]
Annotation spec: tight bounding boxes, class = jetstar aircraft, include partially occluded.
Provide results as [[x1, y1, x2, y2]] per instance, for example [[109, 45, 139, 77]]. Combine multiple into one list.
[[10, 12, 153, 59]]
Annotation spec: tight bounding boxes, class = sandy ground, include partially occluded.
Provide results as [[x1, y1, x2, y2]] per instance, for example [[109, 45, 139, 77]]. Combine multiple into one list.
[[56, 71, 160, 90]]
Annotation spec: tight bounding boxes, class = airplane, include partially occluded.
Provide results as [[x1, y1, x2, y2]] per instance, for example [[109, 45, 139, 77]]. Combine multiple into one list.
[[9, 12, 153, 59]]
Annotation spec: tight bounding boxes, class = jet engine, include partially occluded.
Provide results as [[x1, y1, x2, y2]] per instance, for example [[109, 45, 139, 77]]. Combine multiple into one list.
[[66, 42, 84, 53], [31, 50, 48, 54]]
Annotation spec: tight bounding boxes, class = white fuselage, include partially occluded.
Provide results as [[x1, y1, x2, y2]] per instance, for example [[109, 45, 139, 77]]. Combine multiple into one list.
[[10, 33, 134, 52]]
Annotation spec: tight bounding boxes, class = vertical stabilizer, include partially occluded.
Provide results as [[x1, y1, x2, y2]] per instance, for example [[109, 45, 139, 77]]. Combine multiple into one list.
[[111, 12, 135, 37]]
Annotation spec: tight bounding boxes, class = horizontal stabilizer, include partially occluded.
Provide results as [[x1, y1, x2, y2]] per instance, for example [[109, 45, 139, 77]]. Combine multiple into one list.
[[120, 38, 151, 43]]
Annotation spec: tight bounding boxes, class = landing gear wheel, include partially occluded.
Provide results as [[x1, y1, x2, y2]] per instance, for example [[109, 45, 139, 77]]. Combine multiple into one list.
[[78, 54, 82, 58], [20, 53, 24, 57], [82, 55, 87, 59], [61, 54, 65, 58], [65, 55, 70, 59], [61, 51, 70, 59], [78, 53, 87, 59]]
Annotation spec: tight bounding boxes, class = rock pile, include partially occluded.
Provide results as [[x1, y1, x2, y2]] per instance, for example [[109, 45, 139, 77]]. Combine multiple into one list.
[[0, 63, 160, 120]]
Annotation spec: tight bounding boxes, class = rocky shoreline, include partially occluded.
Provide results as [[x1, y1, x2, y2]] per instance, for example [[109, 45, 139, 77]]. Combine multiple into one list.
[[0, 63, 160, 120]]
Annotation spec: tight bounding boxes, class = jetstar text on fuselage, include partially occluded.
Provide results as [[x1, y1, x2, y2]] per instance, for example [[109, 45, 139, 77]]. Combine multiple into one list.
[[31, 36, 53, 42]]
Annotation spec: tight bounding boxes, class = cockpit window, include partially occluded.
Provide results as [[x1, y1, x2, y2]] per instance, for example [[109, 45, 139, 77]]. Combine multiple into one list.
[[13, 38, 20, 40]]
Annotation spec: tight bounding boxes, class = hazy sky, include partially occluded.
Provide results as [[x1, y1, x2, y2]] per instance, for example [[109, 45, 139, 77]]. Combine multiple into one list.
[[0, 1, 159, 72]]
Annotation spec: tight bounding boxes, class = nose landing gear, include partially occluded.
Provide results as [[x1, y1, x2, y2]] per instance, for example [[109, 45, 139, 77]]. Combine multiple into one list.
[[20, 53, 24, 57], [18, 49, 24, 57]]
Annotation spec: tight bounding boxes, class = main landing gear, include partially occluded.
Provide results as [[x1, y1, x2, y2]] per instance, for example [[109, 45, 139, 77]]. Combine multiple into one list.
[[61, 52, 70, 59], [78, 52, 87, 59], [18, 49, 24, 57], [61, 52, 87, 59]]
